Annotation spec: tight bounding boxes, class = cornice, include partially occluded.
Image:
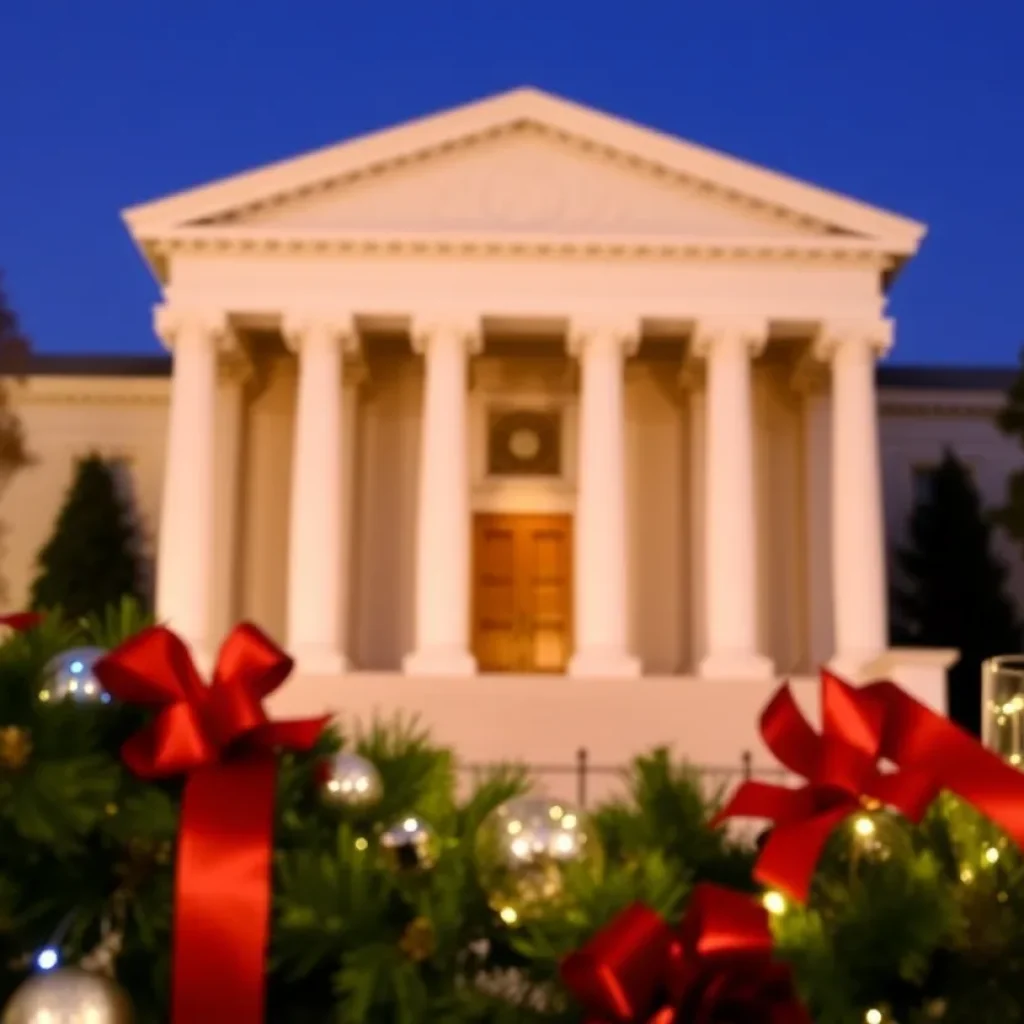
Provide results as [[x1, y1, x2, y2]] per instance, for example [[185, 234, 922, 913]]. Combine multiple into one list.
[[14, 377, 170, 407], [142, 227, 894, 267]]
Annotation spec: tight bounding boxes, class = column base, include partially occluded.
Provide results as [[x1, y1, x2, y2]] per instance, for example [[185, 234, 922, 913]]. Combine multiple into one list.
[[698, 650, 775, 681], [568, 649, 642, 679], [291, 645, 349, 676], [403, 648, 477, 677]]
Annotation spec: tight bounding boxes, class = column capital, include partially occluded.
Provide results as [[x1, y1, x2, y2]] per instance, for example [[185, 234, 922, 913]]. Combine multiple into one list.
[[411, 317, 482, 356], [690, 317, 768, 360], [813, 318, 893, 361], [153, 304, 230, 350], [566, 317, 640, 358], [282, 313, 358, 354]]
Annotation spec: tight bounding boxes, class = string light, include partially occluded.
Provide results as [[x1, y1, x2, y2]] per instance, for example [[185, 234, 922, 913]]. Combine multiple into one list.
[[853, 816, 876, 838], [865, 1009, 883, 1024], [35, 947, 59, 972], [762, 891, 786, 916], [984, 846, 1000, 865]]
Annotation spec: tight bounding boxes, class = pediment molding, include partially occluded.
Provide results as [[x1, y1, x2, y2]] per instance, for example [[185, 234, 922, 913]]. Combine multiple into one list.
[[124, 88, 926, 272]]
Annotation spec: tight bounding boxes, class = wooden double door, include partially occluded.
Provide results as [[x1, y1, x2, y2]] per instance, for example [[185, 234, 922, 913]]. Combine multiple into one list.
[[472, 513, 573, 673]]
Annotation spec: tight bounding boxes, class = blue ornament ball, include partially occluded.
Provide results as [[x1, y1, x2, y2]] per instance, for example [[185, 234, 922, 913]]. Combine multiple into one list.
[[39, 646, 112, 705]]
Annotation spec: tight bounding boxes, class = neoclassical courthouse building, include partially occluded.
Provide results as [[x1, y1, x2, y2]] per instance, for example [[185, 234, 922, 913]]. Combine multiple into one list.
[[6, 90, 1020, 783]]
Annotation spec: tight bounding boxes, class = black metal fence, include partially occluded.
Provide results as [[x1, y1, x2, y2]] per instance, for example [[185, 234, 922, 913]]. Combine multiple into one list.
[[459, 748, 788, 810]]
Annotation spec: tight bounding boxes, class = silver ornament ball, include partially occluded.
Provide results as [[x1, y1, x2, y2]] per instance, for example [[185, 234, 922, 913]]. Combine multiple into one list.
[[476, 797, 600, 923], [39, 647, 112, 705], [380, 815, 439, 871], [2, 967, 133, 1024], [320, 752, 384, 809]]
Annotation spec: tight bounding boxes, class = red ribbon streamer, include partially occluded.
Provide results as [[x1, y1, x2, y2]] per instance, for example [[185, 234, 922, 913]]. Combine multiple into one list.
[[94, 623, 329, 1024], [714, 669, 1024, 902], [561, 883, 810, 1023], [0, 611, 42, 631]]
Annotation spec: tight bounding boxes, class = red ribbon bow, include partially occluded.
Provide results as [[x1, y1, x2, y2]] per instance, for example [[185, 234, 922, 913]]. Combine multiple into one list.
[[561, 883, 810, 1024], [715, 670, 1024, 903], [712, 670, 940, 901], [94, 623, 329, 1024]]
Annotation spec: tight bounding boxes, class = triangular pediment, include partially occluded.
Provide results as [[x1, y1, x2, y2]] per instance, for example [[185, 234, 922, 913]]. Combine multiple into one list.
[[124, 87, 925, 256]]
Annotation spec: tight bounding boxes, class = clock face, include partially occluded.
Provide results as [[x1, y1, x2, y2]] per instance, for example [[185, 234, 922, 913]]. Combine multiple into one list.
[[487, 409, 561, 477], [508, 427, 542, 461]]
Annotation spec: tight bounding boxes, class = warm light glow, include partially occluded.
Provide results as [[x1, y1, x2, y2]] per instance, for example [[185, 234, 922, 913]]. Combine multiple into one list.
[[853, 816, 876, 838], [554, 833, 576, 854], [354, 838, 368, 851], [499, 906, 518, 924], [549, 805, 564, 821], [561, 813, 578, 829], [985, 846, 1000, 865], [38, 689, 50, 702], [510, 838, 531, 859], [507, 820, 522, 835], [762, 891, 786, 915], [865, 1010, 883, 1024], [403, 818, 419, 832], [961, 867, 974, 883]]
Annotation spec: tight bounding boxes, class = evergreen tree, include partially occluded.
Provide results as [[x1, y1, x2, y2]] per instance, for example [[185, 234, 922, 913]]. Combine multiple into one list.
[[994, 346, 1024, 548], [29, 453, 147, 619], [890, 449, 1022, 733]]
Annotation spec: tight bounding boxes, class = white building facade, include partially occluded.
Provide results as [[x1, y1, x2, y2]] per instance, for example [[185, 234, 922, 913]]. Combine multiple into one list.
[[9, 89, 995, 792]]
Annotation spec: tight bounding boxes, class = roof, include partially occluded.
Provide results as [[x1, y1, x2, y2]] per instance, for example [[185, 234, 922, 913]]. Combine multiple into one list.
[[11, 354, 1016, 392], [122, 87, 926, 279]]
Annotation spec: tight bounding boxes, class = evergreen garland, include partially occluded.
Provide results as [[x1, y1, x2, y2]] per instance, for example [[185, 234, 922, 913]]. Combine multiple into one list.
[[0, 613, 1022, 1023]]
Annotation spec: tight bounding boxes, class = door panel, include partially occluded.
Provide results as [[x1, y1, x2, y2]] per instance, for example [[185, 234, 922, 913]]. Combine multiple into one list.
[[472, 514, 573, 673], [473, 520, 520, 672]]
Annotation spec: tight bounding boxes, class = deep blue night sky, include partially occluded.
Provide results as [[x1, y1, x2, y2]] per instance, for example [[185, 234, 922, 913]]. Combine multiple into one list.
[[1, 1, 1021, 363]]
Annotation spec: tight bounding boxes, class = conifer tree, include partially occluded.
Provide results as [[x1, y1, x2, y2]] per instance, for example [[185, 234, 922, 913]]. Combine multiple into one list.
[[29, 453, 147, 619], [891, 448, 1022, 733], [994, 346, 1024, 548]]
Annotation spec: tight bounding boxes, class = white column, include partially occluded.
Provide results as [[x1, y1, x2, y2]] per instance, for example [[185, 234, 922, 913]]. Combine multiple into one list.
[[403, 319, 478, 677], [816, 320, 892, 678], [568, 320, 640, 679], [211, 352, 249, 641], [693, 318, 774, 681], [283, 316, 353, 675], [153, 305, 225, 664]]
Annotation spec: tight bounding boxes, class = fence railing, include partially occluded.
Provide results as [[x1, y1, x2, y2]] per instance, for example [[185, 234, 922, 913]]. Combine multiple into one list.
[[458, 748, 790, 810]]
